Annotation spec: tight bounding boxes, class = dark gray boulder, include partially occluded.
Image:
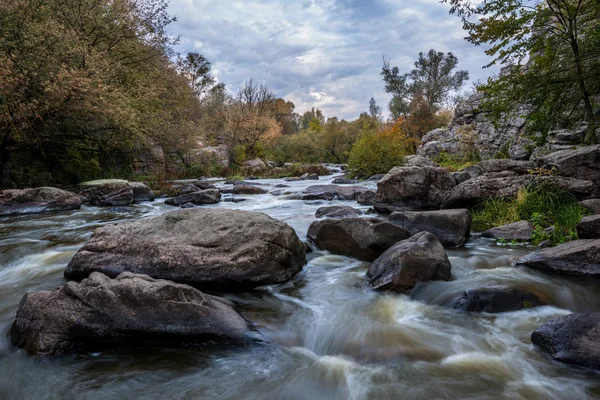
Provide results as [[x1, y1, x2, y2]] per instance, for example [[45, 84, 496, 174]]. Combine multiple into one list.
[[389, 209, 471, 247], [79, 181, 134, 206], [315, 206, 363, 219], [307, 217, 410, 261], [11, 272, 259, 355], [481, 220, 534, 242], [577, 215, 600, 239], [531, 312, 600, 370], [232, 185, 268, 195], [129, 182, 155, 203], [539, 145, 600, 186], [374, 166, 456, 212], [580, 199, 600, 215], [65, 209, 307, 291], [367, 232, 451, 293], [448, 287, 541, 313], [0, 187, 83, 216], [164, 189, 221, 206], [516, 239, 600, 276]]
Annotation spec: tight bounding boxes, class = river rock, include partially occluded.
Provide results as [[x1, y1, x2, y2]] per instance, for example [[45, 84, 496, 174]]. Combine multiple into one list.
[[129, 182, 155, 203], [538, 145, 600, 186], [448, 287, 541, 313], [307, 218, 410, 261], [367, 232, 451, 293], [0, 187, 83, 216], [357, 190, 376, 206], [531, 312, 600, 370], [65, 209, 307, 291], [580, 199, 600, 215], [79, 181, 134, 206], [164, 189, 221, 206], [315, 206, 363, 219], [192, 181, 217, 190], [332, 178, 359, 185], [302, 185, 368, 201], [577, 215, 600, 239], [11, 272, 258, 355], [373, 166, 456, 213], [516, 239, 600, 276], [481, 221, 534, 242], [242, 158, 268, 171], [232, 185, 268, 195], [389, 209, 471, 247]]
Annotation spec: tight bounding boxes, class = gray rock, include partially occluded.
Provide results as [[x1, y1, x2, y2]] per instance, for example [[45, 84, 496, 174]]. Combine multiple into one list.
[[332, 178, 359, 185], [315, 206, 363, 219], [367, 174, 385, 181], [302, 185, 369, 201], [577, 215, 600, 239], [65, 209, 307, 291], [171, 183, 203, 196], [448, 287, 541, 313], [403, 155, 441, 168], [367, 232, 451, 293], [129, 182, 155, 203], [539, 145, 600, 186], [180, 202, 195, 208], [452, 171, 472, 184], [232, 185, 268, 195], [477, 159, 536, 175], [0, 187, 83, 216], [389, 209, 472, 247], [306, 173, 319, 180], [11, 272, 258, 355], [580, 199, 600, 215], [242, 158, 267, 171], [165, 189, 221, 206], [374, 166, 456, 212], [79, 182, 134, 206], [307, 217, 410, 261], [481, 220, 534, 242], [357, 190, 376, 206], [192, 181, 217, 190], [516, 239, 600, 276], [531, 312, 600, 370]]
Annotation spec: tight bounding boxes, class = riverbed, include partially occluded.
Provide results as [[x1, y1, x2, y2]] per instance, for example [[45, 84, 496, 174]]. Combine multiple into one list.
[[1, 175, 599, 399]]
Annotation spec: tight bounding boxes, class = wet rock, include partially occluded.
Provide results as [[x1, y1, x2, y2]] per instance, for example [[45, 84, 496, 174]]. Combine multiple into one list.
[[171, 183, 203, 196], [11, 272, 259, 355], [448, 287, 541, 313], [232, 185, 268, 195], [192, 181, 217, 190], [481, 221, 534, 242], [245, 176, 258, 180], [539, 145, 600, 186], [224, 198, 248, 203], [284, 177, 303, 182], [357, 190, 376, 206], [129, 182, 155, 203], [302, 185, 369, 201], [0, 187, 83, 216], [367, 174, 385, 181], [389, 209, 471, 247], [516, 239, 600, 276], [374, 166, 456, 213], [306, 173, 319, 180], [580, 199, 600, 215], [577, 215, 600, 239], [531, 312, 600, 370], [165, 189, 221, 206], [65, 209, 307, 291], [315, 206, 363, 219], [79, 181, 133, 206], [332, 178, 359, 184], [367, 232, 451, 293], [307, 217, 410, 261], [180, 202, 195, 208]]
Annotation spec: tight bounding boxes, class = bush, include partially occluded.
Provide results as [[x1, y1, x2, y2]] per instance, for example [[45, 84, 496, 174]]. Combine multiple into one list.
[[473, 183, 589, 245], [348, 132, 414, 176], [434, 151, 479, 172]]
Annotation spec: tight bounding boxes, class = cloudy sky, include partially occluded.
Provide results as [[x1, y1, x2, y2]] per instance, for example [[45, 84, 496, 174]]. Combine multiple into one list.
[[168, 0, 498, 120]]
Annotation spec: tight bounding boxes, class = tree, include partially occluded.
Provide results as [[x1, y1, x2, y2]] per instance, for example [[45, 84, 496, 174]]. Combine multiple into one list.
[[442, 0, 600, 143], [369, 97, 382, 119], [178, 52, 217, 99]]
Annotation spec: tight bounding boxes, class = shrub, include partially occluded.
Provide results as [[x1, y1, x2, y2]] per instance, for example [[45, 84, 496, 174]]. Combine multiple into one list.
[[348, 130, 416, 177]]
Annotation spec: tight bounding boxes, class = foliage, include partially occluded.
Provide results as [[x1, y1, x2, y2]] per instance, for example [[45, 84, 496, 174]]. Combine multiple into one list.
[[434, 151, 478, 172], [473, 183, 589, 245]]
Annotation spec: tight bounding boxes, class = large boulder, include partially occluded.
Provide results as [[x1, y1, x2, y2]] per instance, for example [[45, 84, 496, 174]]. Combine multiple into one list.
[[516, 239, 600, 276], [164, 189, 221, 206], [79, 180, 133, 206], [0, 187, 83, 216], [232, 185, 268, 195], [374, 166, 456, 213], [447, 287, 541, 313], [531, 312, 600, 370], [389, 209, 471, 247], [302, 185, 369, 201], [315, 206, 363, 219], [65, 209, 307, 291], [580, 199, 600, 215], [129, 182, 155, 203], [367, 232, 451, 293], [11, 272, 258, 355], [481, 221, 534, 242], [307, 218, 410, 261], [577, 215, 600, 239], [539, 145, 600, 186]]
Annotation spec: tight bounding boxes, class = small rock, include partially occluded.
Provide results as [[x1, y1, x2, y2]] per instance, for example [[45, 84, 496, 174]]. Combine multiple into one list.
[[389, 209, 471, 247], [315, 206, 363, 219], [580, 199, 600, 215], [232, 185, 268, 195], [129, 182, 155, 203], [481, 221, 534, 242], [577, 215, 600, 239], [306, 173, 319, 180], [448, 287, 541, 313], [165, 189, 221, 206], [180, 202, 195, 208]]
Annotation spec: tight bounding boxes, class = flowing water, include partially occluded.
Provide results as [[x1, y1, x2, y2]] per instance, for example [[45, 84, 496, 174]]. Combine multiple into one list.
[[1, 174, 600, 399]]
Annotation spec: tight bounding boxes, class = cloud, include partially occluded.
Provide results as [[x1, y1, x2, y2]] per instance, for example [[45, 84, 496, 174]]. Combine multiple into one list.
[[167, 0, 498, 120]]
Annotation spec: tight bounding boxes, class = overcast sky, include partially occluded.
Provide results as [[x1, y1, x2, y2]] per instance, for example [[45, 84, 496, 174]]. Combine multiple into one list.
[[168, 0, 498, 120]]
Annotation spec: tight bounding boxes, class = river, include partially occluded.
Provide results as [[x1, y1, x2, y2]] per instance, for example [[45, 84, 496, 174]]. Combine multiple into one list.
[[1, 174, 599, 399]]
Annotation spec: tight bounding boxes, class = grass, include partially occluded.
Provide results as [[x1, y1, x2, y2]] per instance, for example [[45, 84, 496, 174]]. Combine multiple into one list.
[[434, 151, 479, 172], [472, 183, 589, 245]]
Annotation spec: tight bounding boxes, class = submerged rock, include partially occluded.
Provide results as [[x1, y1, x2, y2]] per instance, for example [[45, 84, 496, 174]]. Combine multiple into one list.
[[0, 187, 83, 216], [448, 287, 541, 313], [65, 209, 307, 291], [307, 217, 410, 261], [481, 221, 534, 242], [367, 232, 451, 293], [389, 209, 471, 247], [576, 215, 600, 239], [315, 206, 363, 219], [164, 189, 221, 206], [11, 272, 259, 355], [531, 312, 600, 370], [516, 239, 600, 276]]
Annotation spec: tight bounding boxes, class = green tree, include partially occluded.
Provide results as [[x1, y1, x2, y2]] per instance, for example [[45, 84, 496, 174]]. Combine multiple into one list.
[[369, 97, 382, 119]]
